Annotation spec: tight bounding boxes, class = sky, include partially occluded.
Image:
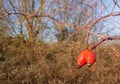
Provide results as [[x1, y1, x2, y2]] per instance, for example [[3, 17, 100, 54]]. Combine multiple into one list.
[[1, 0, 120, 42], [101, 0, 120, 36]]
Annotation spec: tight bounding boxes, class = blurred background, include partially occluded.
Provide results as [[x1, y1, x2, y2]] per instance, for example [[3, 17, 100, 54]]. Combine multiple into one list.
[[0, 0, 120, 84]]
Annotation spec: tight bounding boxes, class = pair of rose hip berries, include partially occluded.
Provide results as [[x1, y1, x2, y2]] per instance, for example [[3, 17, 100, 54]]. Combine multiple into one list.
[[77, 49, 96, 68]]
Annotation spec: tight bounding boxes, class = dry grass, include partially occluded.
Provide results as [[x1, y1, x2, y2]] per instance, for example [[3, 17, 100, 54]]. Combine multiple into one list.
[[0, 38, 120, 84]]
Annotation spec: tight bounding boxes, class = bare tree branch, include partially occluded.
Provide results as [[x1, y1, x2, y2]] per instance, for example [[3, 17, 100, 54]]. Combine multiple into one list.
[[0, 11, 120, 39], [113, 0, 120, 8], [90, 36, 120, 50], [88, 12, 120, 29]]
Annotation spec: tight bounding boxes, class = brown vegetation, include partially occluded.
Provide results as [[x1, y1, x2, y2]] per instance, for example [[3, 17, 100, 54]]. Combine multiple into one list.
[[0, 0, 120, 84], [0, 37, 120, 84]]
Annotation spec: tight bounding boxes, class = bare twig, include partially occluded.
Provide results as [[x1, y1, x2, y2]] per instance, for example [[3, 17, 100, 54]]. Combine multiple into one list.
[[90, 36, 120, 50], [113, 0, 120, 8], [0, 12, 27, 19], [88, 12, 120, 29], [0, 12, 120, 39], [0, 12, 102, 38]]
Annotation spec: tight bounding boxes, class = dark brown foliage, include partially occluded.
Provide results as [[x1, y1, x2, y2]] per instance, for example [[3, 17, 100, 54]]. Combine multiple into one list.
[[0, 37, 120, 84]]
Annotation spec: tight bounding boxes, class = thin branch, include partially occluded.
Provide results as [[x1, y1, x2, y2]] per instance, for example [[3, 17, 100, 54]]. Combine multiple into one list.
[[113, 0, 120, 8], [90, 36, 120, 50], [88, 12, 120, 28], [0, 12, 102, 38], [0, 12, 120, 39], [0, 12, 27, 19]]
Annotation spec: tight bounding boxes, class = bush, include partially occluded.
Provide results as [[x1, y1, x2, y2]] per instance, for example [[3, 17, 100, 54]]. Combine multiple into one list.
[[0, 38, 120, 84]]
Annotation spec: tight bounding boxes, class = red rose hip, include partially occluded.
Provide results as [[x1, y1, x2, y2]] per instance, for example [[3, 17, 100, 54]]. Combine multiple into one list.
[[77, 49, 96, 68]]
